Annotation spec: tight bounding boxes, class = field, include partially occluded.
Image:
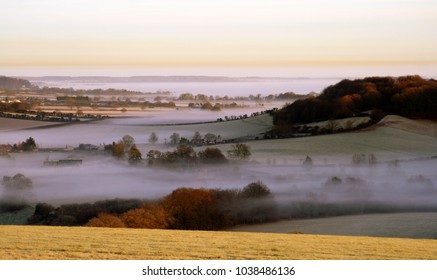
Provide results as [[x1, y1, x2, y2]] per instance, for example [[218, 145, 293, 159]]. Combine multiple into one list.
[[0, 225, 436, 260], [231, 212, 437, 239], [220, 116, 437, 164], [1, 113, 437, 260], [0, 117, 65, 132]]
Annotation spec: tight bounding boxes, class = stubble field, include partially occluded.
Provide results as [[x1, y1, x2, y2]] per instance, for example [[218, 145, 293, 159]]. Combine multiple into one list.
[[0, 225, 436, 260]]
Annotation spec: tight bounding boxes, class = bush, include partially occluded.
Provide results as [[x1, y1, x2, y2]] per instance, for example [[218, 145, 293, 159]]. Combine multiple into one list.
[[121, 204, 171, 229], [27, 203, 55, 224], [86, 213, 126, 228], [197, 147, 228, 164], [239, 181, 271, 199]]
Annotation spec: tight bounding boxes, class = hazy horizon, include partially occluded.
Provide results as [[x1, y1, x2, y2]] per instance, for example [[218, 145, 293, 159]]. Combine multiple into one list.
[[1, 65, 437, 79], [1, 1, 436, 71]]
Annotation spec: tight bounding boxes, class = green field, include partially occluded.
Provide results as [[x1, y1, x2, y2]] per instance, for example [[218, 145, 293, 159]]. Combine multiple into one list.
[[220, 123, 437, 164], [231, 213, 437, 239]]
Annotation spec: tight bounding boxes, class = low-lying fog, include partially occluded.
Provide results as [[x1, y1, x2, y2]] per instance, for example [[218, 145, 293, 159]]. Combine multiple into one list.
[[1, 151, 436, 213]]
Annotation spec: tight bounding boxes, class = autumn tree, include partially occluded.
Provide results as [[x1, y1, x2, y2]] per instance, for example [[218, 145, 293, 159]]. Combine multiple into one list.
[[121, 203, 171, 229], [162, 188, 220, 230], [86, 213, 125, 228], [112, 142, 125, 158], [128, 145, 142, 165]]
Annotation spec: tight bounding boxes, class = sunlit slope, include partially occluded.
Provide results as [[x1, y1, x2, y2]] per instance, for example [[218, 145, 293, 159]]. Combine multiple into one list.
[[0, 226, 436, 259], [221, 117, 437, 163], [140, 113, 274, 140]]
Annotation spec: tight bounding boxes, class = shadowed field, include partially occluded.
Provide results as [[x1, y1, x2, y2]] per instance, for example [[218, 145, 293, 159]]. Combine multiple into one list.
[[231, 213, 437, 239], [0, 225, 436, 260]]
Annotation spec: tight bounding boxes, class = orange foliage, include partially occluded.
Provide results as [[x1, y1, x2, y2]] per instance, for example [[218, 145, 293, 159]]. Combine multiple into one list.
[[121, 203, 171, 229], [86, 213, 125, 228], [162, 188, 220, 230]]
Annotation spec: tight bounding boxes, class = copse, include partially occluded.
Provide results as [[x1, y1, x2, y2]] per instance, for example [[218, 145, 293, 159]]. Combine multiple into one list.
[[146, 145, 228, 166], [271, 76, 437, 136]]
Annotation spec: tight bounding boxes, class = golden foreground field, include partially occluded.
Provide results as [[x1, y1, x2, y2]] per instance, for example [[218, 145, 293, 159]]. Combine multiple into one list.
[[0, 225, 436, 260]]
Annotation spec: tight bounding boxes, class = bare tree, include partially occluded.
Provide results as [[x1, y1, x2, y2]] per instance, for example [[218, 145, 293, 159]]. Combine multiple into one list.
[[148, 132, 158, 144]]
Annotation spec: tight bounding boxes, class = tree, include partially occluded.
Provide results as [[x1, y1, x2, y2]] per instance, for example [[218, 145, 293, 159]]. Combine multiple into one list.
[[197, 147, 227, 164], [162, 188, 220, 230], [148, 132, 158, 144], [169, 133, 180, 145], [22, 137, 36, 151], [2, 173, 33, 190], [2, 173, 34, 206], [128, 145, 142, 165], [201, 102, 213, 110], [204, 133, 217, 144], [192, 131, 202, 145], [122, 134, 135, 151], [121, 204, 171, 229], [112, 142, 125, 158], [146, 150, 162, 165], [239, 181, 271, 199], [227, 143, 251, 160]]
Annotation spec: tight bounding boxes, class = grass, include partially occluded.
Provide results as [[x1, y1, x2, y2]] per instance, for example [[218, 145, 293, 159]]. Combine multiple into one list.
[[0, 225, 436, 260], [218, 124, 437, 164], [231, 213, 437, 239]]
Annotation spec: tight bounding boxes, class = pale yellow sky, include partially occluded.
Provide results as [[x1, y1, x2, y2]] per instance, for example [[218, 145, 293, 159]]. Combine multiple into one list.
[[1, 0, 437, 72]]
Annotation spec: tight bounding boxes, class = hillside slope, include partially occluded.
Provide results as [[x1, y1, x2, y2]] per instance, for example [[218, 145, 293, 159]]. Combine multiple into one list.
[[0, 226, 436, 259]]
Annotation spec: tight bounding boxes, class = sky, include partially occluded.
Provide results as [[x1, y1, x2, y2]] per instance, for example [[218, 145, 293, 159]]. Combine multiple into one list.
[[1, 0, 436, 76]]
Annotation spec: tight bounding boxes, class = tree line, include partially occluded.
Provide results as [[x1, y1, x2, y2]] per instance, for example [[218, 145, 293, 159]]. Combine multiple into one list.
[[24, 181, 276, 230], [272, 76, 437, 137], [105, 134, 251, 166]]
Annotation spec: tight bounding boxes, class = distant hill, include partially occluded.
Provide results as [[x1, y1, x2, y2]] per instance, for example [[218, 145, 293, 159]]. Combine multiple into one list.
[[273, 76, 437, 130], [0, 76, 32, 90]]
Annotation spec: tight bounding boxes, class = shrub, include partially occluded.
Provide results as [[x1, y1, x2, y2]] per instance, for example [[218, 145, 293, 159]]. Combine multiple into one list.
[[239, 181, 271, 199], [197, 147, 228, 164], [86, 213, 125, 228], [121, 204, 171, 229]]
